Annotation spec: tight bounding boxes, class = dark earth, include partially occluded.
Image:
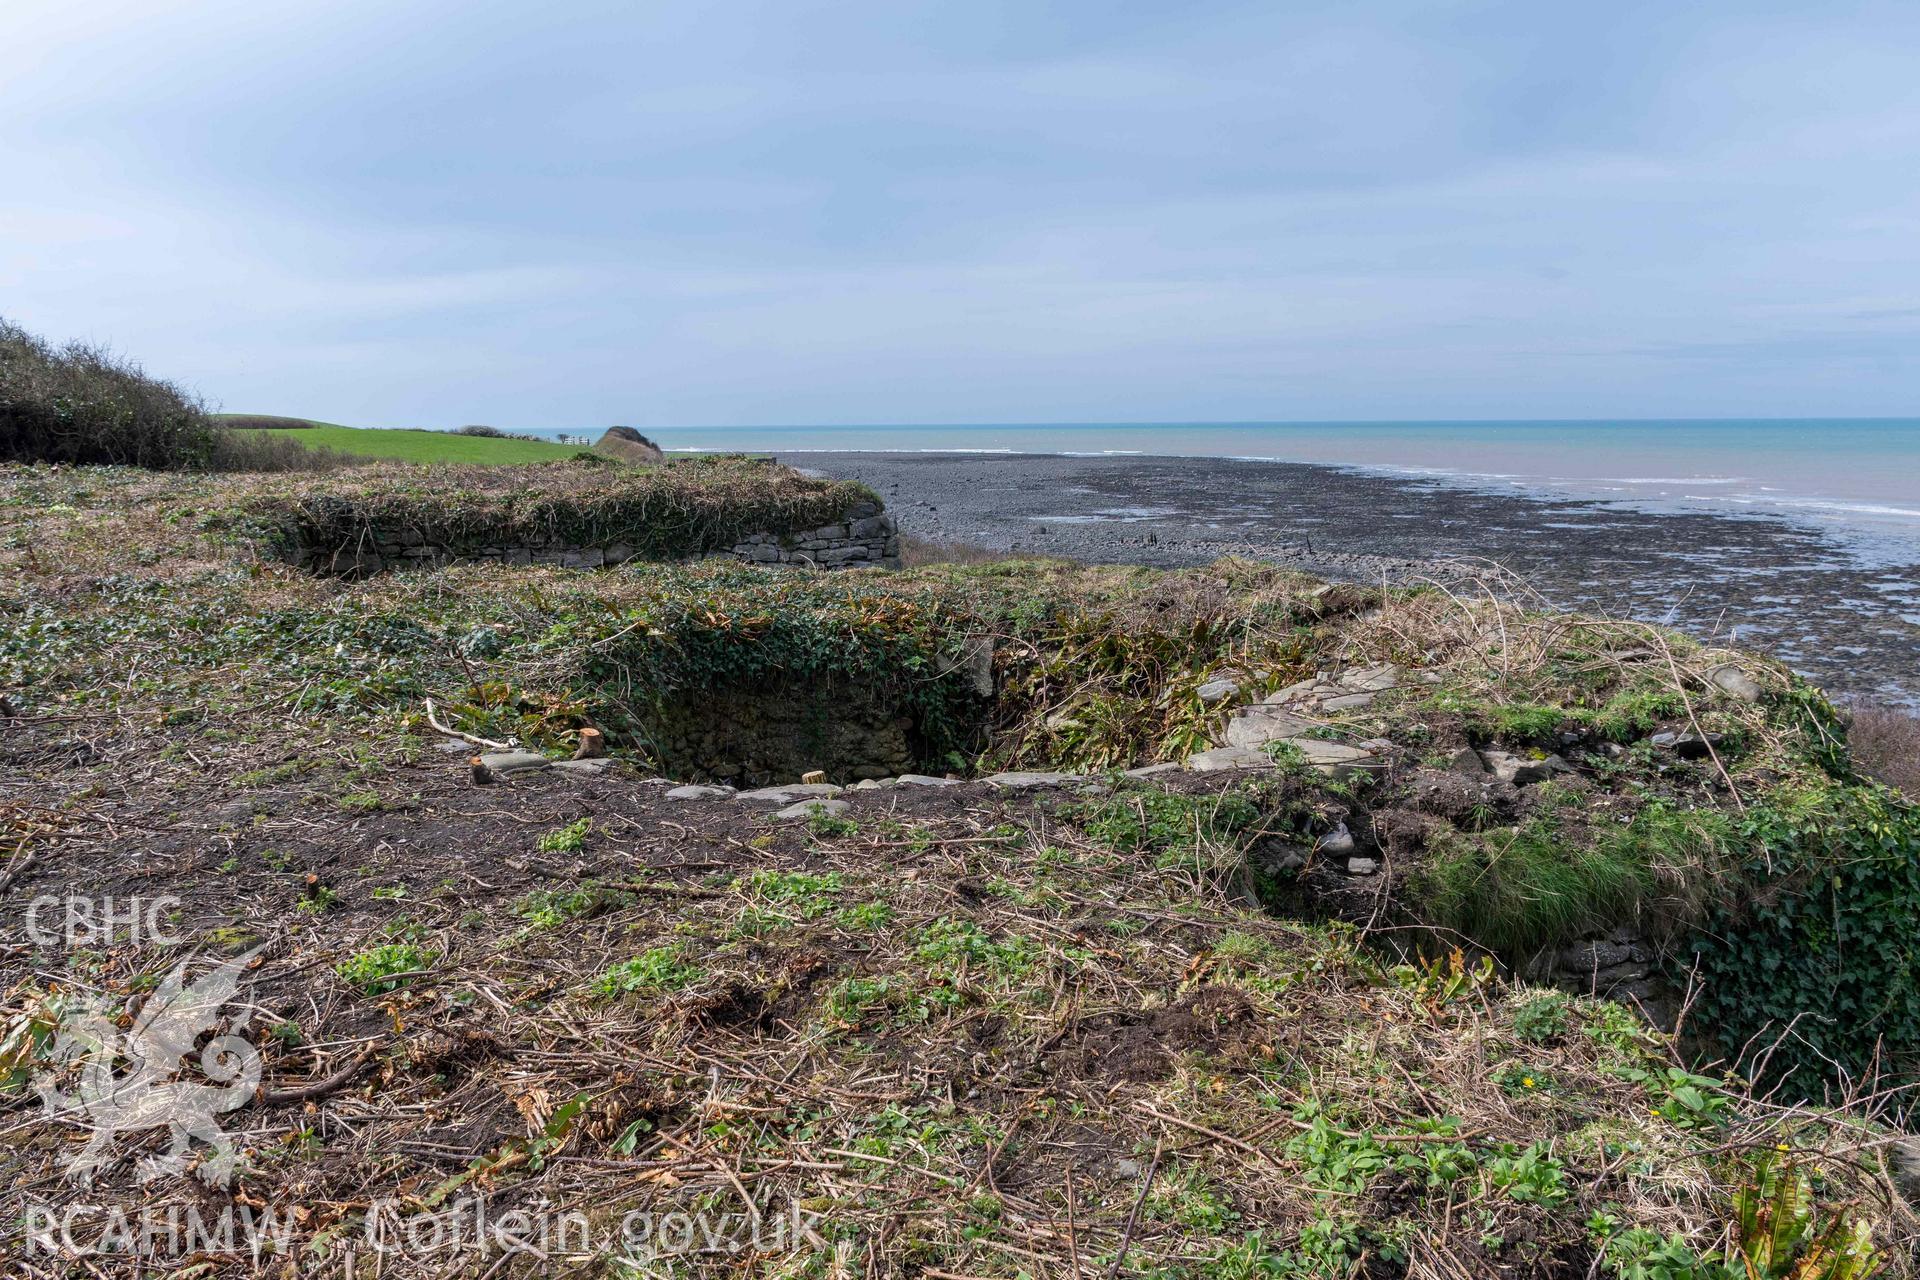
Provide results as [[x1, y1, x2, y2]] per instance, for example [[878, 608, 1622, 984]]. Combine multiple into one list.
[[784, 452, 1920, 706]]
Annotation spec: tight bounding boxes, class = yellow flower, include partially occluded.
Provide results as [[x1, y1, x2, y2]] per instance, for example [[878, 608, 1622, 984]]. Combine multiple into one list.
[[1776, 1142, 1790, 1152], [1522, 1077, 1536, 1089]]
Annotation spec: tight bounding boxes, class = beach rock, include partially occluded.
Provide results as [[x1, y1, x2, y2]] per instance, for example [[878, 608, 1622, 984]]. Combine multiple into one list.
[[1222, 707, 1316, 748], [1195, 677, 1240, 705], [984, 770, 1077, 790], [1710, 664, 1764, 703], [594, 425, 664, 465], [738, 782, 844, 803], [478, 750, 551, 775], [774, 798, 851, 820], [666, 784, 733, 800]]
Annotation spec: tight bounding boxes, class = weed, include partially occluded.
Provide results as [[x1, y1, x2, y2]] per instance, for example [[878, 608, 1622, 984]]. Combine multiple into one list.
[[592, 945, 700, 997], [734, 869, 844, 919], [835, 901, 896, 932], [914, 918, 1038, 982], [336, 943, 434, 995], [537, 817, 592, 853], [1513, 992, 1572, 1044], [515, 882, 629, 930], [1485, 1143, 1569, 1205], [807, 810, 859, 838]]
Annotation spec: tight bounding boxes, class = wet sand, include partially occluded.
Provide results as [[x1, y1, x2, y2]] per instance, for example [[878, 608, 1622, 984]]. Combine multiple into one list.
[[782, 452, 1920, 705]]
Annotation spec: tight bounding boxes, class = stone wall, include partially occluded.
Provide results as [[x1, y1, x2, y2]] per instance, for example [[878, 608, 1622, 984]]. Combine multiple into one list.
[[1526, 925, 1677, 1028], [287, 503, 900, 576], [647, 683, 920, 786], [726, 507, 900, 568]]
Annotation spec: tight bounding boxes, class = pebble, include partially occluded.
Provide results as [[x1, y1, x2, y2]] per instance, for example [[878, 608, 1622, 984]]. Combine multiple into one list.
[[1346, 857, 1380, 876]]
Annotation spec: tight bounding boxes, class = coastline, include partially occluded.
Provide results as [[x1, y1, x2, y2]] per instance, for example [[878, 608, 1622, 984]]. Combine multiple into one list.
[[779, 450, 1920, 706]]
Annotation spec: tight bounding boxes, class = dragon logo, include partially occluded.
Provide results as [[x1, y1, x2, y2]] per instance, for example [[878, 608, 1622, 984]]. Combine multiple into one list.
[[34, 949, 263, 1187]]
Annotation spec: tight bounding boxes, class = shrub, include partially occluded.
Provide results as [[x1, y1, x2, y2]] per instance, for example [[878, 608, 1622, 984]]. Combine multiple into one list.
[[1, 318, 345, 472], [1, 318, 219, 468], [1844, 701, 1920, 797], [206, 429, 352, 472]]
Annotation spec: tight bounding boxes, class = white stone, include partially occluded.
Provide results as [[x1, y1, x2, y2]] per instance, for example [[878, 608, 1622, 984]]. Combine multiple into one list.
[[737, 782, 844, 803], [1222, 708, 1317, 748], [1185, 745, 1275, 772], [774, 798, 851, 820], [1710, 664, 1764, 703], [983, 771, 1076, 789], [1195, 677, 1240, 705]]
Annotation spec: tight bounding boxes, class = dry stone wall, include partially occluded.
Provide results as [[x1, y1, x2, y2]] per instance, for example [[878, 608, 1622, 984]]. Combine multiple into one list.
[[288, 503, 900, 575]]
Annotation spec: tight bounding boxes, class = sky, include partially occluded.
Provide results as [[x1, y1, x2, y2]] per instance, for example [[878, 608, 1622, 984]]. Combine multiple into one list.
[[4, 0, 1920, 428]]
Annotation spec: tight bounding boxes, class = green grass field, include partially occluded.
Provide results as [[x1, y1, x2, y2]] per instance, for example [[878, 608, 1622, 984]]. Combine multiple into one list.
[[218, 417, 593, 465]]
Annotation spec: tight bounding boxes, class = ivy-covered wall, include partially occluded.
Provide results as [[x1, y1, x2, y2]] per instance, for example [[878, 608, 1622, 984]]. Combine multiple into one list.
[[1683, 777, 1920, 1110]]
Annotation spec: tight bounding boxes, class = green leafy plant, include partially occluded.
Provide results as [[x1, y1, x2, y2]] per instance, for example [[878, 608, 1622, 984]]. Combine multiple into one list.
[[592, 945, 700, 997], [537, 817, 592, 853], [336, 943, 435, 994], [1513, 992, 1572, 1044]]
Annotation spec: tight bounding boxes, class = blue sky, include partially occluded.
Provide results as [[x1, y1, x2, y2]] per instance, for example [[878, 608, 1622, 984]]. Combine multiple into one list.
[[4, 0, 1920, 427]]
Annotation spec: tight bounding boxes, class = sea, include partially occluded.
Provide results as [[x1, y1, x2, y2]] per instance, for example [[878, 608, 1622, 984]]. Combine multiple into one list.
[[506, 419, 1920, 560]]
